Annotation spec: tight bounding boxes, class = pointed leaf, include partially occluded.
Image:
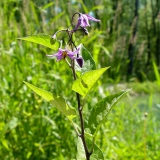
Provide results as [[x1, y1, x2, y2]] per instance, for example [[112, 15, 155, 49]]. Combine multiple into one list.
[[2, 140, 9, 150], [18, 34, 59, 50], [76, 137, 104, 160], [87, 89, 131, 136], [72, 67, 109, 98], [24, 81, 77, 120]]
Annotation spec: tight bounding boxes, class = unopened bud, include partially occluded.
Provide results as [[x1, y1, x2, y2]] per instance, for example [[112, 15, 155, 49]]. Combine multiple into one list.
[[76, 57, 83, 68]]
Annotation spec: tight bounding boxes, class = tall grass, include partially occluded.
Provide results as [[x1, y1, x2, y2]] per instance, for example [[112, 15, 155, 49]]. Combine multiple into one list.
[[153, 61, 160, 86]]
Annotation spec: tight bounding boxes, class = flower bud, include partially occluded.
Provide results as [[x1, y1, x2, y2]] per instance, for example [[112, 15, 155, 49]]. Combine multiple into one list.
[[76, 57, 83, 68]]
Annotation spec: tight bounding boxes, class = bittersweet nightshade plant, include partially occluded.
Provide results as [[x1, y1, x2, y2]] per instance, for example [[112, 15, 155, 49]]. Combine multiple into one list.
[[19, 12, 130, 160]]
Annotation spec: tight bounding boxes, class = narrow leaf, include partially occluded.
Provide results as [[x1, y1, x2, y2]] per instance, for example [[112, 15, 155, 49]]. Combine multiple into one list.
[[72, 67, 109, 98], [87, 89, 131, 136], [152, 61, 160, 86], [18, 34, 59, 50], [24, 81, 77, 120]]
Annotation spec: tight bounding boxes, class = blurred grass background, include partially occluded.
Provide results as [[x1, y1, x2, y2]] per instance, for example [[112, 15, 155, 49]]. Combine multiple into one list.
[[0, 0, 160, 159]]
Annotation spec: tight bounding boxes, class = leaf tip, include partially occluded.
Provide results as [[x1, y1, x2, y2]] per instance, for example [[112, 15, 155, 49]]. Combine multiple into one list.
[[23, 81, 29, 86]]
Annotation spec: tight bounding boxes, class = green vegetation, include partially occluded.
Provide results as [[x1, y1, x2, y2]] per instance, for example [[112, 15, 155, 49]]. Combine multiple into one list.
[[0, 0, 160, 159]]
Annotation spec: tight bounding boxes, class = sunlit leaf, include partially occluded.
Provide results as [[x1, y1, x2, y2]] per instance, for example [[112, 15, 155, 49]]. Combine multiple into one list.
[[41, 2, 54, 10], [86, 89, 131, 136], [2, 139, 9, 150], [26, 151, 32, 159], [18, 34, 59, 50], [152, 61, 160, 86], [72, 67, 109, 98], [24, 81, 77, 121], [76, 137, 104, 160]]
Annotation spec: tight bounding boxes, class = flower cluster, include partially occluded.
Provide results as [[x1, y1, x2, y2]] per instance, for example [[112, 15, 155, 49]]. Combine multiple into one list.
[[47, 13, 100, 67]]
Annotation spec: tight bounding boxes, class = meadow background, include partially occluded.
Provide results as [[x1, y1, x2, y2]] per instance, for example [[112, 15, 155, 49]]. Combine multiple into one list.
[[0, 0, 160, 159]]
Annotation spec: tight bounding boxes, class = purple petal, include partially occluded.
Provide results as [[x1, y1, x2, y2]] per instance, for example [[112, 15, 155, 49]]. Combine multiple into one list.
[[55, 49, 64, 61], [55, 53, 63, 61], [86, 14, 100, 22], [46, 48, 64, 61], [67, 48, 80, 59], [73, 14, 90, 30], [80, 14, 90, 27]]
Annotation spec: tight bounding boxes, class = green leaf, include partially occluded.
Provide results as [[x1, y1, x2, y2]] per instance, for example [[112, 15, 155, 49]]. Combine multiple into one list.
[[152, 61, 160, 86], [76, 137, 104, 160], [76, 44, 96, 74], [90, 144, 104, 160], [18, 34, 59, 50], [2, 139, 9, 150], [86, 89, 131, 136], [23, 81, 77, 121], [26, 151, 32, 159], [72, 67, 109, 98], [76, 137, 86, 160]]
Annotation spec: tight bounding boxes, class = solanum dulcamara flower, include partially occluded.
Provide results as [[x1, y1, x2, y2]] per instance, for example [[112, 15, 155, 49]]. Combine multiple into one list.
[[74, 13, 100, 30], [47, 48, 79, 60], [47, 48, 83, 67]]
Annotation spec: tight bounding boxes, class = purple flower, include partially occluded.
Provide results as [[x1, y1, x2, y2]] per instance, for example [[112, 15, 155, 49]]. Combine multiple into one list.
[[74, 13, 100, 30], [47, 48, 80, 61], [47, 47, 84, 68]]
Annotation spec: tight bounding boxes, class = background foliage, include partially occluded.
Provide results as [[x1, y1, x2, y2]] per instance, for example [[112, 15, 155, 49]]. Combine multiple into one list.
[[0, 0, 160, 159]]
